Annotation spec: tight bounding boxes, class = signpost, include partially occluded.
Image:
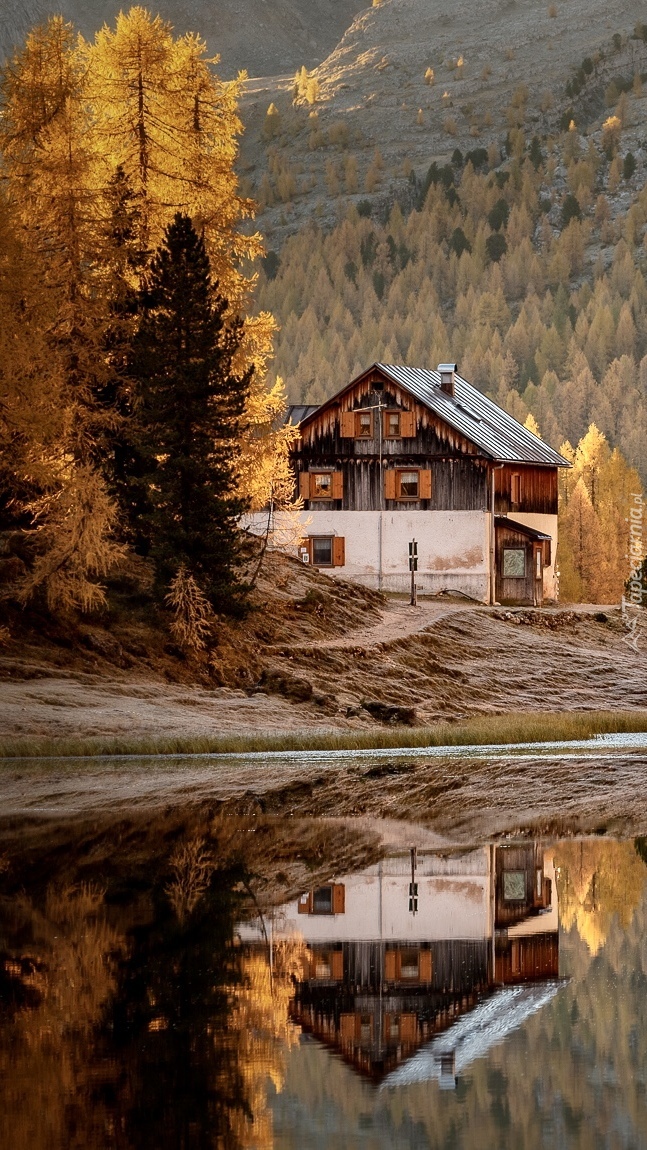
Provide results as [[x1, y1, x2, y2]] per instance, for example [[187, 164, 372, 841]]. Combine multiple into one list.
[[409, 540, 418, 606]]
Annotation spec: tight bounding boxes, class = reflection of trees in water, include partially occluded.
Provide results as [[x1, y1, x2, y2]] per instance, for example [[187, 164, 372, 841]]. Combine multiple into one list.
[[554, 840, 647, 954], [0, 882, 125, 1150], [0, 863, 303, 1149], [229, 941, 308, 1148]]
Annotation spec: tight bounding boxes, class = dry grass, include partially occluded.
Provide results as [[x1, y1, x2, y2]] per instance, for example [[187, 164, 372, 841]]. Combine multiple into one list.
[[2, 709, 647, 761]]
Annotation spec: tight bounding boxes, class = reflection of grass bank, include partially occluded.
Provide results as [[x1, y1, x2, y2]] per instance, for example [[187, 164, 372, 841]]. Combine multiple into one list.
[[3, 709, 647, 760]]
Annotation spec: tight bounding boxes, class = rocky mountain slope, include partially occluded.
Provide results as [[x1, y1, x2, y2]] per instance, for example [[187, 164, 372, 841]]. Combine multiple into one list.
[[239, 0, 647, 240], [0, 0, 363, 77]]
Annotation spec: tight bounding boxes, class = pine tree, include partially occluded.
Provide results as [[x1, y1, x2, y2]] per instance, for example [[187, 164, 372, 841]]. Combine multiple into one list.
[[131, 213, 251, 612]]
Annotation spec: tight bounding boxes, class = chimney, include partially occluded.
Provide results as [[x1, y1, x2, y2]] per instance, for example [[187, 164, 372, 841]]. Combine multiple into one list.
[[438, 363, 457, 397]]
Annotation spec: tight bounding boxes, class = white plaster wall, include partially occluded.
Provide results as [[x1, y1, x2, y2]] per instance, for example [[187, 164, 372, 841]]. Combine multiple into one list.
[[506, 512, 559, 600], [237, 872, 491, 944], [245, 509, 491, 600]]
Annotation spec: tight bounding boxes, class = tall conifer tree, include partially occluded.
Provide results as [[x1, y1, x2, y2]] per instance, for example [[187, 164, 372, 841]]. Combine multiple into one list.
[[132, 213, 251, 612]]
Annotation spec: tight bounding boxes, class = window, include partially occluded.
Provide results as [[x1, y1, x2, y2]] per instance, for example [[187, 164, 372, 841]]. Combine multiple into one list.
[[298, 884, 345, 914], [399, 949, 420, 980], [299, 470, 343, 502], [312, 536, 333, 566], [511, 472, 521, 505], [340, 409, 373, 438], [503, 871, 526, 901], [301, 536, 346, 568], [385, 469, 432, 501], [399, 471, 419, 498], [311, 472, 333, 498], [312, 886, 334, 914], [536, 549, 542, 578], [356, 410, 373, 437], [503, 548, 526, 578], [384, 411, 401, 438]]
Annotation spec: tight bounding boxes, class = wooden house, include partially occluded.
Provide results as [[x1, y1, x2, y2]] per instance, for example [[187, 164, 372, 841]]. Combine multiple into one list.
[[280, 362, 570, 605], [236, 844, 561, 1083]]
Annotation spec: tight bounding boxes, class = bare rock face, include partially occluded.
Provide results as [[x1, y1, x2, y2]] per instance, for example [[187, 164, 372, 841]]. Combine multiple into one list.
[[11, 0, 364, 76]]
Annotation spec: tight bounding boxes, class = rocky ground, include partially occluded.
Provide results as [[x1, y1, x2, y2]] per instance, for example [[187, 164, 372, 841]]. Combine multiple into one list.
[[1, 548, 645, 746]]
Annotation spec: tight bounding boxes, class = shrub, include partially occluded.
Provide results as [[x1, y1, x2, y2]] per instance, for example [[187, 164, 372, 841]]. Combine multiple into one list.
[[357, 199, 372, 218]]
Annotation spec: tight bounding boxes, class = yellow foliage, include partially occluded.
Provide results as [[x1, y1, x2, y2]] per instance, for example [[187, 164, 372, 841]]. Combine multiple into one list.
[[555, 840, 647, 954], [229, 942, 307, 1147]]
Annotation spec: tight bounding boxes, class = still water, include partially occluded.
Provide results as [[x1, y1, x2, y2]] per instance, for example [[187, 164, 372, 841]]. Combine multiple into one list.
[[2, 830, 647, 1148]]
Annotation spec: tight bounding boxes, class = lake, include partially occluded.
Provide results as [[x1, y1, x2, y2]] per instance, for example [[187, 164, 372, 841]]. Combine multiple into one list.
[[1, 817, 646, 1148]]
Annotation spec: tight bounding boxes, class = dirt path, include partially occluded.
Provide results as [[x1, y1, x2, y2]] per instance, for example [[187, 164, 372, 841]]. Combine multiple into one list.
[[279, 598, 618, 652], [277, 597, 480, 651]]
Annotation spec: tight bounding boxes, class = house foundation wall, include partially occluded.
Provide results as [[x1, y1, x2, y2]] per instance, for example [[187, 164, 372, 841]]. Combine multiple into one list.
[[246, 509, 491, 601]]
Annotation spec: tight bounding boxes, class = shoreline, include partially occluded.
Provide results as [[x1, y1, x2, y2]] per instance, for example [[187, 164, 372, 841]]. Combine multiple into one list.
[[3, 708, 647, 761]]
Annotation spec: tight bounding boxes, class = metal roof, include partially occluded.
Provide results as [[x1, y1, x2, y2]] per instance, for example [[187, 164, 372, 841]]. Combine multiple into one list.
[[381, 981, 565, 1089], [376, 364, 569, 466], [495, 515, 551, 541], [286, 404, 320, 425]]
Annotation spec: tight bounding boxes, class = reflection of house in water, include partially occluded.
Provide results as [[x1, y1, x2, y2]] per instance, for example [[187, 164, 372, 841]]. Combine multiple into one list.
[[237, 843, 561, 1084]]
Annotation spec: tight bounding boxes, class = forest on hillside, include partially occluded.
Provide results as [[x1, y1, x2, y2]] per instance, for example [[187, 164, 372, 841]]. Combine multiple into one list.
[[257, 121, 647, 480], [0, 7, 645, 618], [253, 78, 647, 602]]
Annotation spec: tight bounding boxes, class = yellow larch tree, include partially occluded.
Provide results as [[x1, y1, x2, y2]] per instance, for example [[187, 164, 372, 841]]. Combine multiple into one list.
[[0, 16, 124, 610], [86, 8, 281, 511]]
